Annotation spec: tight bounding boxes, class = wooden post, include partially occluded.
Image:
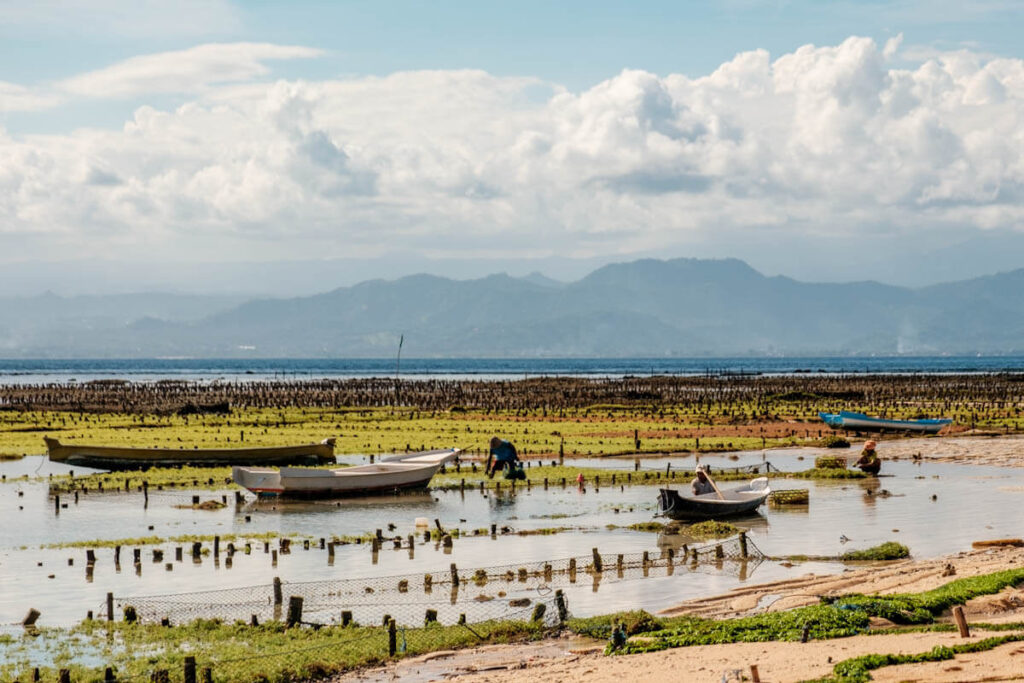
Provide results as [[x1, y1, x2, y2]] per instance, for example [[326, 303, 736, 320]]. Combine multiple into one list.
[[58, 670, 70, 683], [592, 548, 602, 573], [54, 494, 60, 514], [201, 668, 212, 683], [531, 603, 547, 622], [555, 590, 568, 622], [184, 656, 197, 683], [104, 667, 115, 682], [388, 618, 397, 656], [739, 531, 748, 559], [450, 563, 459, 587], [213, 536, 220, 558], [750, 664, 761, 683], [286, 596, 303, 626], [106, 592, 114, 622], [273, 577, 282, 605], [341, 610, 352, 626], [953, 605, 970, 637]]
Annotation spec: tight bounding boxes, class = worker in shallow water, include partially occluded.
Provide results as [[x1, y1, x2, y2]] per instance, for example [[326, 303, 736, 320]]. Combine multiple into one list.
[[691, 466, 716, 496], [855, 439, 882, 475], [486, 436, 521, 479]]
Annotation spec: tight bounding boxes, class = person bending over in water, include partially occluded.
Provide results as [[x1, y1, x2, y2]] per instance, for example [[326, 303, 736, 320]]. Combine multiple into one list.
[[486, 436, 520, 479], [692, 467, 716, 496], [855, 440, 882, 475]]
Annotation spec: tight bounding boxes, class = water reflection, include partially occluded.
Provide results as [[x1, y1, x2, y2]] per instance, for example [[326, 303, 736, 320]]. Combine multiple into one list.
[[5, 453, 1024, 626]]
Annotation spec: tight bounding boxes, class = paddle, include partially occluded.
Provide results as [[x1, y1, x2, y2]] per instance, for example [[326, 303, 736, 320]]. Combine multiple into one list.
[[703, 469, 726, 501]]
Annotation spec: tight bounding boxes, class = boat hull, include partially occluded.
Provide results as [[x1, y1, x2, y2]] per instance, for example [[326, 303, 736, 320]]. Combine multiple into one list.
[[233, 448, 460, 498], [657, 479, 770, 521], [44, 436, 335, 470], [818, 412, 952, 434]]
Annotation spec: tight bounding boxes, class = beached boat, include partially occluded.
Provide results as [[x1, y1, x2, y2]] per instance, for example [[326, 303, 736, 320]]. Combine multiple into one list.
[[818, 411, 952, 434], [232, 448, 461, 498], [656, 478, 771, 521], [44, 436, 336, 470]]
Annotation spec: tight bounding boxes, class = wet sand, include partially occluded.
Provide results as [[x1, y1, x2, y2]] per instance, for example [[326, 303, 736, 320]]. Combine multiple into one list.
[[878, 434, 1024, 468]]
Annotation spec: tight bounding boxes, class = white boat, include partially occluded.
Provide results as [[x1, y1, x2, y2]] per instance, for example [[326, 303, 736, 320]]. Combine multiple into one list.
[[657, 478, 771, 521], [232, 448, 460, 498]]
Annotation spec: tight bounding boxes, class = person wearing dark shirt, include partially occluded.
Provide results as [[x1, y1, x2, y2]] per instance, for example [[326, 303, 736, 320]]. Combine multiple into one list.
[[486, 437, 520, 479]]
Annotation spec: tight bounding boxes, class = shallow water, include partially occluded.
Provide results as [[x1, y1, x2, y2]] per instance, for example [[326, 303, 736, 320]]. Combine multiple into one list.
[[3, 451, 1023, 627]]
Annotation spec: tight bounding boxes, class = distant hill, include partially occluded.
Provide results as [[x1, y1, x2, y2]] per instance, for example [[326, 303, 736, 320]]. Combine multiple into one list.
[[0, 258, 1021, 357]]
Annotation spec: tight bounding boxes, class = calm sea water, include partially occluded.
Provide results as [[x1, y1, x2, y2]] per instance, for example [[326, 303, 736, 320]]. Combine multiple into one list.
[[1, 356, 1023, 384]]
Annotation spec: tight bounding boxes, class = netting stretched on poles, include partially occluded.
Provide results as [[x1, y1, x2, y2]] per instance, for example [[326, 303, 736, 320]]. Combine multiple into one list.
[[115, 535, 763, 626], [92, 598, 564, 683]]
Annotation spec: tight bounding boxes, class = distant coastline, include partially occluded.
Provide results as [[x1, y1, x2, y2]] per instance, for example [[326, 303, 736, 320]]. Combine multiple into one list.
[[1, 356, 1023, 385]]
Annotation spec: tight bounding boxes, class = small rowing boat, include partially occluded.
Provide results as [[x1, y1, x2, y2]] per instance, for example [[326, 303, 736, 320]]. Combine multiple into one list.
[[818, 411, 952, 434], [44, 436, 336, 470], [657, 478, 771, 521], [232, 448, 460, 498]]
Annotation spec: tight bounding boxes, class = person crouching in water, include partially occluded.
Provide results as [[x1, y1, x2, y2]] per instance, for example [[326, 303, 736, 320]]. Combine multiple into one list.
[[486, 436, 520, 479], [692, 466, 716, 496], [855, 440, 882, 475]]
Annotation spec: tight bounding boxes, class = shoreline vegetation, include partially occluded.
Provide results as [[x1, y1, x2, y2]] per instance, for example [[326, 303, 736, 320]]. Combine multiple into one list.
[[1, 374, 1022, 462]]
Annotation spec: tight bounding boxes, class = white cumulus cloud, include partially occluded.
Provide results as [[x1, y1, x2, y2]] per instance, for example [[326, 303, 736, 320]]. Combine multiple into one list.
[[3, 36, 1024, 264]]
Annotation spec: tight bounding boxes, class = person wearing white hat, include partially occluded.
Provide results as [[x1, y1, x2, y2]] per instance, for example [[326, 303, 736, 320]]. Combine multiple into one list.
[[691, 466, 716, 496]]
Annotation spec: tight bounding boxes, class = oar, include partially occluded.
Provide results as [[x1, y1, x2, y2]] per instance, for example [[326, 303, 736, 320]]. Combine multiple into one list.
[[704, 469, 726, 501]]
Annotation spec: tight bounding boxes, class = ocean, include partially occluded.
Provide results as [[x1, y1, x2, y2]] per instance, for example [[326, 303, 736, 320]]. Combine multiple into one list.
[[1, 356, 1023, 384]]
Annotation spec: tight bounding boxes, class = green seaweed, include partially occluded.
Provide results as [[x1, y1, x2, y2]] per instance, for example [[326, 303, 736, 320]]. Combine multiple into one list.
[[840, 542, 910, 562]]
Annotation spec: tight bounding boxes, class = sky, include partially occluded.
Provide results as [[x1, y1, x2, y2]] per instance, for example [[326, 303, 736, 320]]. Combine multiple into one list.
[[2, 0, 1024, 294]]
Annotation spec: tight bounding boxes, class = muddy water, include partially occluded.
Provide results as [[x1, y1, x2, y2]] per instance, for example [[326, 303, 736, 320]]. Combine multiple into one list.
[[3, 451, 1023, 627]]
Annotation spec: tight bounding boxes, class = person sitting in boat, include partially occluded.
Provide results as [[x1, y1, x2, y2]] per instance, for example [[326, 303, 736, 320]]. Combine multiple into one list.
[[855, 440, 882, 475], [486, 437, 520, 479], [691, 466, 715, 496]]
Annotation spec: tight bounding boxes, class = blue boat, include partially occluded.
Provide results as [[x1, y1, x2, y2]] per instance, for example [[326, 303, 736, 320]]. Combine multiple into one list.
[[818, 411, 952, 434]]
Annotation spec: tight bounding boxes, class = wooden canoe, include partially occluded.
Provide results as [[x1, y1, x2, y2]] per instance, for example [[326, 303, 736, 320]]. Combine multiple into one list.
[[657, 478, 771, 521], [232, 448, 460, 498], [44, 436, 336, 470], [818, 411, 952, 434]]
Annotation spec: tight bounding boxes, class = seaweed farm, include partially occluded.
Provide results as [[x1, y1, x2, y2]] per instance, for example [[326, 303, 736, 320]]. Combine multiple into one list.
[[3, 375, 1024, 680]]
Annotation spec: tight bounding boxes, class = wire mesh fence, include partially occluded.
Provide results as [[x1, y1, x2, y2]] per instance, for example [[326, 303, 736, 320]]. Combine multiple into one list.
[[113, 535, 762, 627]]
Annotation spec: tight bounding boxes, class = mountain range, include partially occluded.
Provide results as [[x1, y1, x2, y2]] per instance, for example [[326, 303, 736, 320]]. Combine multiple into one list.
[[1, 258, 1022, 357]]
